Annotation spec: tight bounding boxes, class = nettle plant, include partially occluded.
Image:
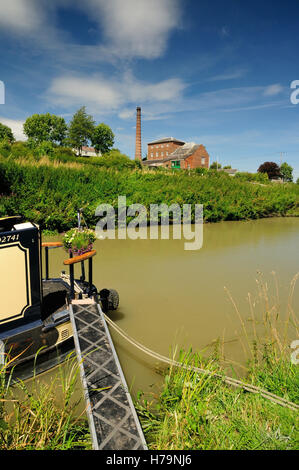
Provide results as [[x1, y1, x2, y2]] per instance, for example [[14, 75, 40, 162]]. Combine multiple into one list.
[[62, 227, 96, 256]]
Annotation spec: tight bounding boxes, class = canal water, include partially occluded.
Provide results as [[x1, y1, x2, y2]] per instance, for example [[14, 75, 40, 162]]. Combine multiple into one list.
[[42, 217, 299, 398]]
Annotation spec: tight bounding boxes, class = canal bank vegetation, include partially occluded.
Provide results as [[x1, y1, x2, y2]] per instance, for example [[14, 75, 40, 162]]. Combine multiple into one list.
[[1, 153, 299, 232], [0, 274, 298, 450], [136, 274, 299, 450], [0, 354, 92, 450], [136, 348, 298, 450]]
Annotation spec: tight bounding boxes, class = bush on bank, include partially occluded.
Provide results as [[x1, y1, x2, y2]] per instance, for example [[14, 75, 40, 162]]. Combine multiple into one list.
[[0, 153, 299, 231]]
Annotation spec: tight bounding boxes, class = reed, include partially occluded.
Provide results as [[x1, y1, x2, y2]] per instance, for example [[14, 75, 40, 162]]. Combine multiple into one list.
[[0, 352, 91, 450], [136, 274, 299, 450]]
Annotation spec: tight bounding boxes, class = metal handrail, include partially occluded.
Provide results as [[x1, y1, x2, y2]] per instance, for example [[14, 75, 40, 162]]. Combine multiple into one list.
[[42, 242, 63, 280], [63, 250, 97, 299]]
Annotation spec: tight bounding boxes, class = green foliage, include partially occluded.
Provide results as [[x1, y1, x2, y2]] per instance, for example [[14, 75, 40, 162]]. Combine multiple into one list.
[[23, 113, 67, 145], [0, 138, 12, 157], [8, 141, 32, 158], [35, 141, 55, 157], [136, 349, 298, 450], [0, 156, 299, 231], [0, 123, 14, 143], [67, 106, 95, 153], [209, 161, 221, 169], [258, 161, 281, 180], [280, 162, 293, 183], [53, 146, 76, 158], [194, 167, 208, 176], [235, 171, 269, 183], [91, 123, 114, 154], [0, 355, 91, 450]]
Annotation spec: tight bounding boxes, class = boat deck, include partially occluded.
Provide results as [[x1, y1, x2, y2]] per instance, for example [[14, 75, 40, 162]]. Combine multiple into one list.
[[69, 298, 147, 450]]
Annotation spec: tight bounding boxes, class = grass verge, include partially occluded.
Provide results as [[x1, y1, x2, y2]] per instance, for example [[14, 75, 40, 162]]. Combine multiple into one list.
[[0, 353, 91, 450], [136, 274, 299, 450]]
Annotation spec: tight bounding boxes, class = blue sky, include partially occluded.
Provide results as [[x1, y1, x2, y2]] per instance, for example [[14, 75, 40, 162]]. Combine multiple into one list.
[[0, 0, 299, 176]]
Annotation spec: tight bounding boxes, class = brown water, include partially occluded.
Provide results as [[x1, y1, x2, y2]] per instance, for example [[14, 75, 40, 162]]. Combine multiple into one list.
[[43, 217, 299, 397]]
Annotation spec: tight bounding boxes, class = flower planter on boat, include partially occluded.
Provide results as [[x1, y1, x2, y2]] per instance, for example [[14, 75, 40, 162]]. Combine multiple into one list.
[[62, 227, 96, 256]]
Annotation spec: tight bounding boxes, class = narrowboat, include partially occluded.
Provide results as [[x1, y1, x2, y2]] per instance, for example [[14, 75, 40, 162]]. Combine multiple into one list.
[[0, 215, 119, 381]]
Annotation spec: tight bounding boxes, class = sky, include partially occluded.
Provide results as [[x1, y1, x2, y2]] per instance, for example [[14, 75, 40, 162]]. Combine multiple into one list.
[[0, 0, 299, 176]]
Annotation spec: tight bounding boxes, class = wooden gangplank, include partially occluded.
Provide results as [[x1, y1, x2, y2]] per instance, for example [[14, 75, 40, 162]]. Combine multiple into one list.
[[68, 298, 147, 450]]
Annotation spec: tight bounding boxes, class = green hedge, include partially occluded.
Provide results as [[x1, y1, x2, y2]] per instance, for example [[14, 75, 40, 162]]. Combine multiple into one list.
[[0, 157, 298, 231]]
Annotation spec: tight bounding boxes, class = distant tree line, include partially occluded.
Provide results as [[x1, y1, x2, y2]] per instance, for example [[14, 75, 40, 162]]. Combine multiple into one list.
[[8, 106, 115, 156], [257, 161, 294, 182], [0, 116, 297, 184], [210, 159, 294, 183]]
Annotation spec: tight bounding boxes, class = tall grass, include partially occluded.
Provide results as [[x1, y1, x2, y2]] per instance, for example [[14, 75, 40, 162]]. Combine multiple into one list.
[[1, 155, 299, 231], [136, 274, 299, 450], [0, 352, 91, 450]]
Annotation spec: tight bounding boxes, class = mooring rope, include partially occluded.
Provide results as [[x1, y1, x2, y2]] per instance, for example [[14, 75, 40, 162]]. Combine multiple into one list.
[[102, 312, 299, 412], [59, 273, 298, 412]]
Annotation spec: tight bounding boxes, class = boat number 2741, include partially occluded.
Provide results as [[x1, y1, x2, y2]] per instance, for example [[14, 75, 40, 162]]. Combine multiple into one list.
[[0, 234, 20, 244]]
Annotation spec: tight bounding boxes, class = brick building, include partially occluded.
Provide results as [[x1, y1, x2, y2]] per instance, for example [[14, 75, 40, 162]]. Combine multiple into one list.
[[143, 137, 210, 170], [147, 137, 185, 160]]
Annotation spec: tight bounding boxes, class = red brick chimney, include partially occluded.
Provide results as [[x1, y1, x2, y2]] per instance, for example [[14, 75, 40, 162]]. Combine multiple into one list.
[[135, 106, 142, 160]]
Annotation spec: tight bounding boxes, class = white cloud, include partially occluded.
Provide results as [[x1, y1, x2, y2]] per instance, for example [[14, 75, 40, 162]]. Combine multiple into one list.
[[0, 117, 26, 141], [48, 72, 187, 114], [0, 0, 181, 61], [83, 0, 181, 59], [209, 69, 247, 82], [0, 0, 44, 34], [264, 84, 283, 96]]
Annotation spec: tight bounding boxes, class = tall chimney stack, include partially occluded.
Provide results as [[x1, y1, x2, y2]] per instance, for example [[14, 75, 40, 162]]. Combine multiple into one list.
[[135, 106, 142, 160]]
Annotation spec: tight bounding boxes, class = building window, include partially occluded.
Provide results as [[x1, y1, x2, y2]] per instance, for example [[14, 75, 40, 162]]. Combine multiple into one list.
[[150, 153, 153, 158], [201, 157, 205, 165], [171, 160, 180, 169], [166, 152, 169, 156], [161, 152, 164, 157], [156, 152, 159, 157]]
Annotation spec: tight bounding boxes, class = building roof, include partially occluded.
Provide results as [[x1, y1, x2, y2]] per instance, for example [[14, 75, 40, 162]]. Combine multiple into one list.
[[162, 142, 201, 162], [81, 146, 96, 152], [217, 168, 238, 175], [142, 159, 164, 166], [147, 137, 185, 145]]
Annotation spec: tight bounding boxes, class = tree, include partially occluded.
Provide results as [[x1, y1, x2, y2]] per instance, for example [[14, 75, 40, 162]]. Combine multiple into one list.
[[91, 123, 114, 154], [23, 113, 67, 145], [210, 161, 221, 169], [0, 122, 14, 142], [257, 161, 281, 180], [280, 162, 293, 182], [68, 106, 95, 155]]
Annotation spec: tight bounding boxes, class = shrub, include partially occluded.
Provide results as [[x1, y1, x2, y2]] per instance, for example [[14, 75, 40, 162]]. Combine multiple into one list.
[[0, 157, 298, 231], [258, 162, 281, 180], [235, 172, 269, 183], [35, 141, 55, 157]]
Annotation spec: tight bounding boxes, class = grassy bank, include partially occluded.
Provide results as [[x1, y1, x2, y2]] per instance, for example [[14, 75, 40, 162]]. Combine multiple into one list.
[[136, 350, 298, 450], [136, 274, 299, 450], [0, 354, 91, 450], [1, 155, 299, 231], [0, 274, 298, 450]]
